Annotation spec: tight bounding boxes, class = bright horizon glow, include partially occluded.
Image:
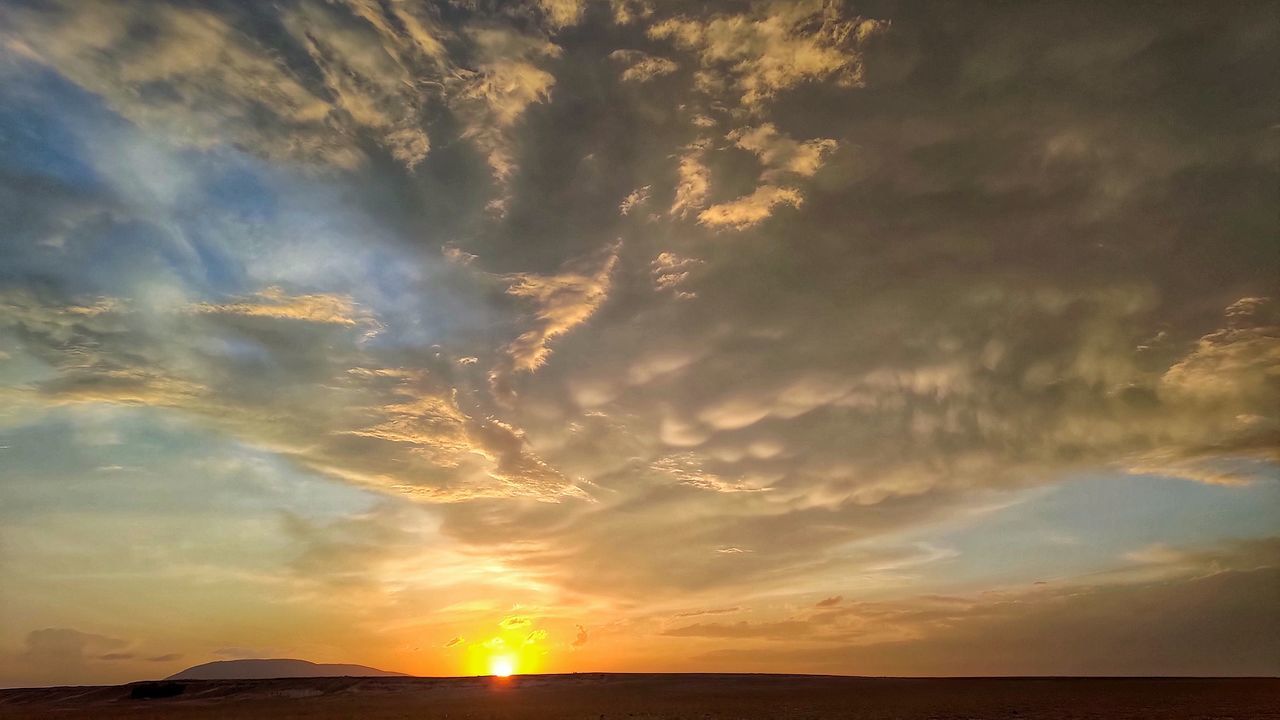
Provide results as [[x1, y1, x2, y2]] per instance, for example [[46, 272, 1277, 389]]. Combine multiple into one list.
[[490, 656, 515, 678]]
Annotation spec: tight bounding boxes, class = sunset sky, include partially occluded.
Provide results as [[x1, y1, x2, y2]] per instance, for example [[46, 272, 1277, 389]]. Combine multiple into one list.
[[1, 0, 1277, 687]]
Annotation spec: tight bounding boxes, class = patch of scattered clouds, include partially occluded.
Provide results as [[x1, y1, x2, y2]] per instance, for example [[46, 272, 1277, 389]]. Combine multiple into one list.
[[729, 123, 839, 180], [697, 185, 803, 229], [647, 1, 887, 107], [610, 0, 654, 26], [609, 49, 678, 83], [498, 241, 622, 377], [669, 140, 711, 217], [650, 453, 773, 493], [619, 185, 651, 216], [650, 252, 702, 299]]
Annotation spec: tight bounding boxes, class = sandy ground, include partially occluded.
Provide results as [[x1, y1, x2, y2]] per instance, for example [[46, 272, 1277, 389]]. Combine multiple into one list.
[[1, 674, 1276, 719]]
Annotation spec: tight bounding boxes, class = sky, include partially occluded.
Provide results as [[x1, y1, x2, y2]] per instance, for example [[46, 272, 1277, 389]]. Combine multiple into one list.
[[0, 0, 1277, 687]]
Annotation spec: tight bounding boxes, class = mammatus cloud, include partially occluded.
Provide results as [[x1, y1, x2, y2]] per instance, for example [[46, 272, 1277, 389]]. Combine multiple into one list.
[[641, 293, 1279, 507]]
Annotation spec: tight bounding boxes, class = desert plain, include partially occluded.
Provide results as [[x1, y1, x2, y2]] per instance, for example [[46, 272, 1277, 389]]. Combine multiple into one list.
[[1, 674, 1277, 720]]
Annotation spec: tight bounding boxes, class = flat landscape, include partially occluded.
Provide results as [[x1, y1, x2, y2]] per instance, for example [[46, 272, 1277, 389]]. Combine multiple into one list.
[[1, 674, 1277, 720]]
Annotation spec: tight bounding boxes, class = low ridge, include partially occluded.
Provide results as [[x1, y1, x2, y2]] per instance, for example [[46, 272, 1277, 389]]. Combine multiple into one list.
[[167, 658, 406, 680]]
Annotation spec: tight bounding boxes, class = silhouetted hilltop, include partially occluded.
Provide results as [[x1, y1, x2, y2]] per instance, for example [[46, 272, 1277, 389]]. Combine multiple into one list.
[[167, 658, 405, 680]]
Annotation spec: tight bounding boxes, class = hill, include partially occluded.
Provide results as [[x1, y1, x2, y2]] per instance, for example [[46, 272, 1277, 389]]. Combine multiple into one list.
[[166, 658, 405, 680]]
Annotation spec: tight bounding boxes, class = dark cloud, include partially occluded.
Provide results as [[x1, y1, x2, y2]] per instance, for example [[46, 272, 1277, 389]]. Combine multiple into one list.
[[19, 628, 127, 668]]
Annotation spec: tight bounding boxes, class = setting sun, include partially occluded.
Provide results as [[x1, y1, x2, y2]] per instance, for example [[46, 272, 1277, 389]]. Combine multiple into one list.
[[489, 656, 515, 678]]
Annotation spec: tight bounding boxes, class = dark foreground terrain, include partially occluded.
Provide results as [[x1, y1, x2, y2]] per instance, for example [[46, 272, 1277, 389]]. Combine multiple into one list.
[[1, 674, 1277, 719]]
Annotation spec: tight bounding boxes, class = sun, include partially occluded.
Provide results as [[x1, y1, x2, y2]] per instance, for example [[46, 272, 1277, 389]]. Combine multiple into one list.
[[489, 655, 515, 677]]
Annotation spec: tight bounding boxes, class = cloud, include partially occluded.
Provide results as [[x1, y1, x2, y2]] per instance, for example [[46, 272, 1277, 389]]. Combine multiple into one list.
[[610, 0, 654, 26], [0, 289, 584, 503], [499, 615, 532, 630], [609, 49, 679, 83], [650, 252, 703, 299], [538, 0, 587, 29], [444, 636, 465, 648], [97, 652, 134, 661], [0, 1, 364, 168], [650, 453, 772, 493], [815, 595, 842, 607], [669, 140, 711, 217], [619, 186, 651, 216], [697, 185, 802, 229], [728, 123, 838, 179], [499, 241, 622, 374], [693, 538, 1280, 676], [280, 0, 434, 169], [1159, 297, 1279, 407], [647, 1, 887, 107], [664, 619, 812, 640], [572, 624, 588, 647], [187, 287, 380, 331], [673, 607, 741, 618], [450, 27, 561, 212], [19, 628, 128, 670], [0, 0, 569, 181]]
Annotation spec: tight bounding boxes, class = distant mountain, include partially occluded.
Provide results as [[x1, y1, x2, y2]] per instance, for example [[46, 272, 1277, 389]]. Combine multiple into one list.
[[167, 658, 407, 680]]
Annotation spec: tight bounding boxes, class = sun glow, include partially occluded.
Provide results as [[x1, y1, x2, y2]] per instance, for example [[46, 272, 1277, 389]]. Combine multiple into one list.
[[490, 655, 515, 677]]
